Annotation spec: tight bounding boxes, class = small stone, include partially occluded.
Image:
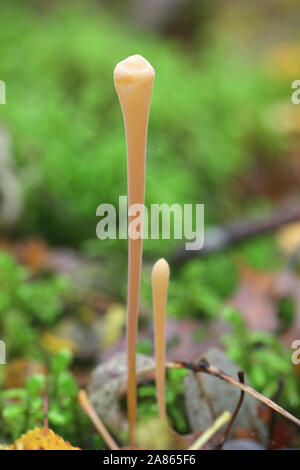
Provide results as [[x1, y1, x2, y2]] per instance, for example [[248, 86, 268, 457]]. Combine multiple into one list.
[[184, 348, 268, 446], [87, 352, 156, 432]]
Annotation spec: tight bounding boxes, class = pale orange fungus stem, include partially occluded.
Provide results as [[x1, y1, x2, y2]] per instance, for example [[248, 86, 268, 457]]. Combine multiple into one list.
[[152, 258, 170, 420], [114, 55, 155, 444]]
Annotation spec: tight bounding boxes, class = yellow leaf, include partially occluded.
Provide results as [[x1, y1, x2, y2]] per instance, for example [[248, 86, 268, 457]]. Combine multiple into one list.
[[41, 332, 77, 354], [3, 428, 80, 450], [103, 304, 126, 347], [278, 222, 300, 255]]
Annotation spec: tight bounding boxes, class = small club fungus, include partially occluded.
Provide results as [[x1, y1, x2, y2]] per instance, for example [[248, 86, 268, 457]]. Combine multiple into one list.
[[114, 54, 155, 443], [152, 258, 170, 420]]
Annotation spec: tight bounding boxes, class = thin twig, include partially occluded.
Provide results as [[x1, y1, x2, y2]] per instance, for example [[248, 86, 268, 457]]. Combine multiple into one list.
[[167, 360, 300, 427], [188, 411, 231, 450], [173, 200, 300, 265], [216, 371, 245, 449], [78, 390, 120, 450]]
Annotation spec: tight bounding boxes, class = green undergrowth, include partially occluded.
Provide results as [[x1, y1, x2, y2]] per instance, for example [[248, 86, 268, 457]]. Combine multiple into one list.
[[222, 308, 300, 415], [0, 252, 69, 359], [0, 1, 289, 253], [0, 350, 100, 449]]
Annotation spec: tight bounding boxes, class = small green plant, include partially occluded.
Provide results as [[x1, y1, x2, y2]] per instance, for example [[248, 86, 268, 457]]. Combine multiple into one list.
[[0, 350, 95, 448], [136, 368, 189, 434], [166, 255, 237, 319], [0, 252, 68, 358]]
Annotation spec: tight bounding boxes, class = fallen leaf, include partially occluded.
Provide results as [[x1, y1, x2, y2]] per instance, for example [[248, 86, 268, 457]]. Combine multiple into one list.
[[44, 317, 103, 359], [102, 304, 126, 348], [2, 427, 80, 450], [41, 331, 78, 355], [229, 264, 278, 332], [278, 222, 300, 256], [229, 262, 300, 342], [270, 421, 297, 450], [4, 359, 47, 388]]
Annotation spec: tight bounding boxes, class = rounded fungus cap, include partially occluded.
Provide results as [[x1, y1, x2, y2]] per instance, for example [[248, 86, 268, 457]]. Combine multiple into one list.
[[114, 54, 155, 87]]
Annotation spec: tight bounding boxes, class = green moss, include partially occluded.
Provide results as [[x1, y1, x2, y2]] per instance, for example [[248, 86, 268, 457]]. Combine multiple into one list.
[[0, 1, 288, 251], [136, 368, 189, 434], [222, 307, 300, 413], [0, 350, 93, 448]]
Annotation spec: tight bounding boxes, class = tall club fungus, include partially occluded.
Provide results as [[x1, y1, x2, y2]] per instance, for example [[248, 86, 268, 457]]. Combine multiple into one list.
[[152, 258, 170, 421], [114, 55, 155, 444]]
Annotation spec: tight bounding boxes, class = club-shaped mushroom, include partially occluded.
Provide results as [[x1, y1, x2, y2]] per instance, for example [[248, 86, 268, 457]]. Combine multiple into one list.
[[114, 54, 155, 443], [152, 258, 170, 420]]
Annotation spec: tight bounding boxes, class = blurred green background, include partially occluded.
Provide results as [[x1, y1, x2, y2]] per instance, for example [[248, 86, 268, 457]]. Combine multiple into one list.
[[1, 0, 300, 310], [0, 0, 298, 246], [0, 0, 300, 446]]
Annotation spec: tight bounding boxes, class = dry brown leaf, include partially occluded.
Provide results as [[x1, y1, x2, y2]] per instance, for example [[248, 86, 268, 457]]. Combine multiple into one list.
[[230, 264, 278, 332], [4, 359, 47, 388], [270, 421, 297, 450]]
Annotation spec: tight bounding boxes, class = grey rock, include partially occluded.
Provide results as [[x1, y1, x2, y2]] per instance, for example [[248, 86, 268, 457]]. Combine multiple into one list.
[[184, 348, 268, 446], [53, 318, 103, 359], [223, 439, 266, 450], [88, 353, 156, 432]]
